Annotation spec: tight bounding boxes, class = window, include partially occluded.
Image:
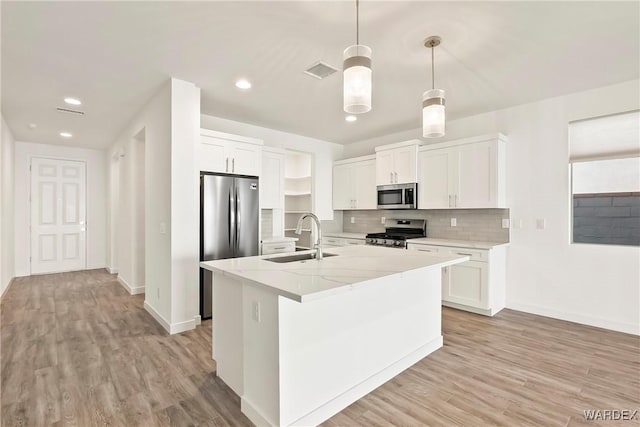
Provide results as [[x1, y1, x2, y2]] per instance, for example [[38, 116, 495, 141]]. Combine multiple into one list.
[[569, 111, 640, 246]]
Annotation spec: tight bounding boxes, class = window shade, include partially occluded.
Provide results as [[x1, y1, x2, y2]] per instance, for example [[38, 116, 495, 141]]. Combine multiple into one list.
[[569, 110, 640, 162]]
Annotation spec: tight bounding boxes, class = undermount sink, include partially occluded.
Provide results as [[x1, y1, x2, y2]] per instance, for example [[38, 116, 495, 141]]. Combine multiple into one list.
[[265, 253, 338, 263]]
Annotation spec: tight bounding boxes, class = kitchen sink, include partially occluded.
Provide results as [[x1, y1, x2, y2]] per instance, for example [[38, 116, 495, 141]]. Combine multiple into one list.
[[265, 252, 337, 263]]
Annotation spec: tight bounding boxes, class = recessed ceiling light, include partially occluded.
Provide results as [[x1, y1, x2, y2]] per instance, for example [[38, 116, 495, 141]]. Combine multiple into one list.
[[60, 132, 73, 138], [64, 97, 82, 106], [235, 79, 252, 89], [345, 115, 357, 122]]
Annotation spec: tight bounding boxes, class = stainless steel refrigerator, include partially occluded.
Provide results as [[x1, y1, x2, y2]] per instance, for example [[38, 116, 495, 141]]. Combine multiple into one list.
[[200, 173, 259, 319]]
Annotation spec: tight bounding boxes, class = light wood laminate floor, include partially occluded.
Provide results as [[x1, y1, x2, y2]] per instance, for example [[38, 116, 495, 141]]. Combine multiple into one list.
[[1, 270, 638, 426]]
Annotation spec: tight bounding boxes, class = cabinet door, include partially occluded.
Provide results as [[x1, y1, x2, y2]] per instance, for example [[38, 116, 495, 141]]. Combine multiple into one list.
[[455, 141, 497, 208], [393, 146, 417, 184], [353, 159, 376, 209], [332, 164, 354, 210], [442, 261, 488, 309], [230, 142, 261, 176], [261, 151, 285, 209], [375, 150, 395, 185], [200, 135, 229, 173], [418, 149, 453, 209]]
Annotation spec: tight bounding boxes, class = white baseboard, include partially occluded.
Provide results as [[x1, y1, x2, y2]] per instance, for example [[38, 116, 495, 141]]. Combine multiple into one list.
[[508, 302, 639, 336], [143, 300, 198, 335], [144, 300, 171, 333], [195, 315, 202, 325], [106, 266, 119, 274], [169, 317, 197, 334], [266, 336, 443, 427], [442, 301, 501, 317], [116, 276, 144, 295], [0, 277, 16, 301]]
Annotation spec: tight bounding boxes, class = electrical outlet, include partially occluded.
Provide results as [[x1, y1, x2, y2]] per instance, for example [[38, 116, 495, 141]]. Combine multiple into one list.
[[350, 216, 355, 224], [536, 218, 546, 230], [502, 218, 510, 229], [252, 302, 261, 323], [450, 218, 457, 227], [159, 222, 167, 234], [380, 217, 386, 224]]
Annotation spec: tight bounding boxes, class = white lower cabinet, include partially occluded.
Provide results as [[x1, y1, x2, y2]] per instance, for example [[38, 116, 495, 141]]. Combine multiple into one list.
[[407, 242, 506, 316], [322, 236, 366, 249], [261, 241, 296, 255]]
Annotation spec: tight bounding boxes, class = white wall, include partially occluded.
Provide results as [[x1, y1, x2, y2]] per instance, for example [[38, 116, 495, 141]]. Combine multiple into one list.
[[108, 78, 201, 333], [0, 115, 16, 296], [344, 79, 640, 335], [13, 141, 107, 277], [108, 80, 172, 322], [200, 115, 344, 220]]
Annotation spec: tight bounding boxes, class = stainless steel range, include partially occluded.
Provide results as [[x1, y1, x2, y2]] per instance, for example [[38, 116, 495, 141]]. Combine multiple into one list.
[[365, 219, 426, 249]]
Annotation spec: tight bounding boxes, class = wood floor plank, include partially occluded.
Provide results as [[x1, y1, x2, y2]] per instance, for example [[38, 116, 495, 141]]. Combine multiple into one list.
[[1, 269, 638, 427]]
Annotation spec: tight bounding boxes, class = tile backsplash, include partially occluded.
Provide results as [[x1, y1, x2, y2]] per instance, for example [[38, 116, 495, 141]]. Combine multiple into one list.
[[342, 209, 510, 243], [261, 209, 273, 239]]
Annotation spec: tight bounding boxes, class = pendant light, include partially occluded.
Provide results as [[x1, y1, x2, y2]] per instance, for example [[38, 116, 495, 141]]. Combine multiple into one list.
[[343, 0, 372, 114], [423, 36, 445, 138]]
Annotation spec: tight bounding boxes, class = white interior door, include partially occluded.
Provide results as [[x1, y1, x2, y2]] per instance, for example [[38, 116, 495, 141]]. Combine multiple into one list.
[[31, 157, 87, 274]]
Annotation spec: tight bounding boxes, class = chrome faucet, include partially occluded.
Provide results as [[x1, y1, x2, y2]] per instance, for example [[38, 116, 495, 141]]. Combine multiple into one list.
[[295, 213, 323, 260]]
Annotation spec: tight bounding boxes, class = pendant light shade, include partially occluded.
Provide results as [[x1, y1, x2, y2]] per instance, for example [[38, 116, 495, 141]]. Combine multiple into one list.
[[423, 88, 445, 138], [423, 36, 445, 138], [343, 0, 371, 114], [343, 45, 372, 114]]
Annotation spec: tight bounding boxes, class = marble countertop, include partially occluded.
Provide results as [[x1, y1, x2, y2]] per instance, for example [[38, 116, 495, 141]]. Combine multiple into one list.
[[261, 236, 298, 244], [408, 237, 509, 250], [323, 232, 367, 240], [200, 245, 468, 303]]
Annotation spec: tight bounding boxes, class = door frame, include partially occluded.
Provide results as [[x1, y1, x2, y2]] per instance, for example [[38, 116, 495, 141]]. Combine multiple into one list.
[[29, 155, 88, 275]]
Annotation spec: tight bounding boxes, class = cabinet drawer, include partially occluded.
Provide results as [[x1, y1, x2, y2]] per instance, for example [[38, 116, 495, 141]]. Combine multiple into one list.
[[406, 244, 443, 254], [262, 241, 296, 255], [444, 247, 487, 262], [342, 238, 365, 246], [323, 237, 345, 246]]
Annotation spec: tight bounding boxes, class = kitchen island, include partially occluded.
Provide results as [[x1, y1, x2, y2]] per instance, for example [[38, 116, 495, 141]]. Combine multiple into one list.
[[200, 245, 468, 427]]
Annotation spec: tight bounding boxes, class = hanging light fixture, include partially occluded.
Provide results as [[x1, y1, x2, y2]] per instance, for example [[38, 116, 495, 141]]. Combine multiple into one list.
[[343, 0, 372, 114], [423, 36, 445, 138]]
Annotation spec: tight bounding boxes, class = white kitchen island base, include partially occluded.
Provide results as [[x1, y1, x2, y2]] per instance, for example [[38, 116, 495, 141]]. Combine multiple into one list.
[[202, 245, 468, 427]]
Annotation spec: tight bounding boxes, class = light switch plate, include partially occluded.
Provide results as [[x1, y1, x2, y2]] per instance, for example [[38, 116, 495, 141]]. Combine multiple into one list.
[[450, 218, 457, 227], [252, 302, 261, 323], [380, 217, 386, 224], [350, 217, 355, 224], [159, 222, 167, 234], [536, 218, 546, 229], [502, 219, 510, 229]]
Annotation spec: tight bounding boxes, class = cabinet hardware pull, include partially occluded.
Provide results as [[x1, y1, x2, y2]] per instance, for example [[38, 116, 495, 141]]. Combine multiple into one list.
[[226, 157, 229, 172], [456, 252, 473, 256], [389, 172, 393, 183], [419, 249, 432, 252], [454, 194, 457, 207], [448, 195, 452, 207], [274, 246, 286, 250], [395, 172, 398, 183], [232, 158, 235, 173]]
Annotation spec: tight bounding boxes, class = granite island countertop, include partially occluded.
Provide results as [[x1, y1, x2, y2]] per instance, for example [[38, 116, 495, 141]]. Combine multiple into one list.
[[200, 245, 468, 303]]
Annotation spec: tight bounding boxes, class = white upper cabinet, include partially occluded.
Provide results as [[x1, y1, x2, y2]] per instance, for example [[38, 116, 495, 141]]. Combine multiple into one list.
[[333, 155, 376, 210], [261, 147, 285, 209], [199, 129, 263, 176], [375, 140, 420, 185], [417, 134, 506, 209]]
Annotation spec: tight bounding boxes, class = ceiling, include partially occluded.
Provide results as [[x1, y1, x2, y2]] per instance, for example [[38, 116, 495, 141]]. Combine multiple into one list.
[[2, 1, 639, 150]]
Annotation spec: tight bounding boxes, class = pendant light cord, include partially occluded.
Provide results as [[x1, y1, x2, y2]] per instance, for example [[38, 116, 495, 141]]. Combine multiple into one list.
[[356, 0, 360, 45], [431, 45, 435, 90]]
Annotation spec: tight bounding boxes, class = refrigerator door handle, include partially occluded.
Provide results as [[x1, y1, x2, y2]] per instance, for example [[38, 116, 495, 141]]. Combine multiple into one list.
[[235, 186, 240, 250], [228, 188, 234, 250]]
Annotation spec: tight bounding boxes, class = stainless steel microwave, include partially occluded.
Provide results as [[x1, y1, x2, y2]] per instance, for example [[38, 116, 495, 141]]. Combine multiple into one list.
[[377, 183, 417, 209]]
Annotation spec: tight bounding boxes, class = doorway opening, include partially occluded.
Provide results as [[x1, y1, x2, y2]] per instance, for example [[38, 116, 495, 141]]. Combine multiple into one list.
[[133, 128, 146, 291]]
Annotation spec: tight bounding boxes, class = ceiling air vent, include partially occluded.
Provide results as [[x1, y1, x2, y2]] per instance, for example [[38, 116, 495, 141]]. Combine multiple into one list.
[[304, 61, 338, 80], [56, 107, 85, 116]]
